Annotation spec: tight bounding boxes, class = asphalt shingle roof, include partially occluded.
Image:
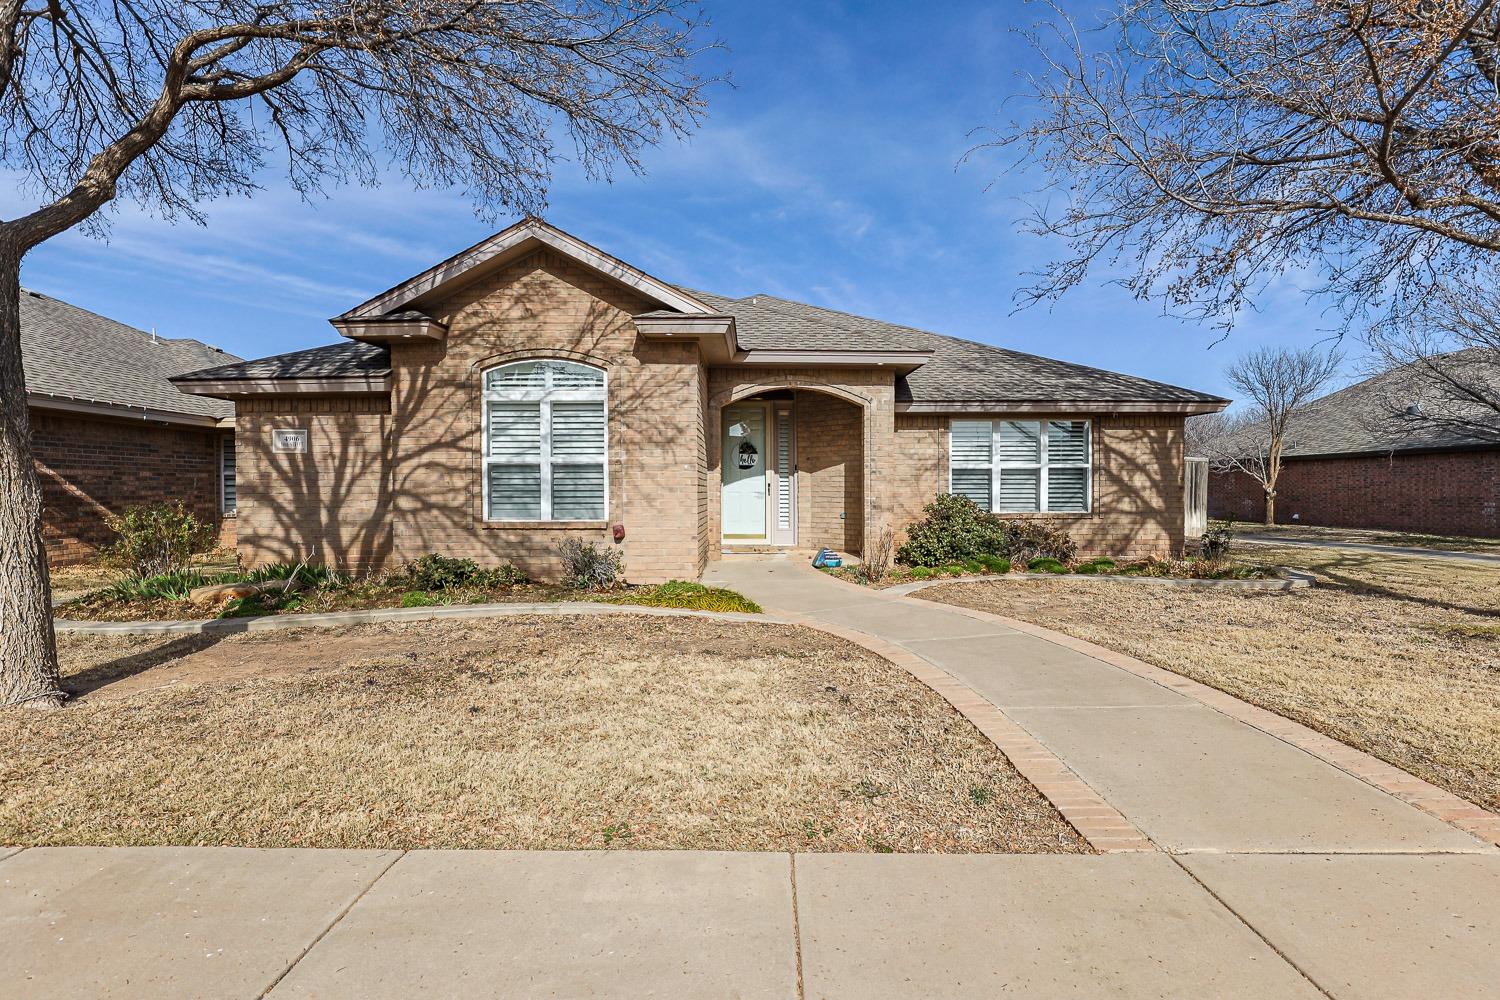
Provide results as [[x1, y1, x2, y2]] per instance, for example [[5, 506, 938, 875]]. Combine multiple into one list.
[[184, 286, 1223, 407], [21, 289, 239, 420], [1237, 353, 1500, 457], [698, 292, 1226, 405], [173, 340, 391, 382]]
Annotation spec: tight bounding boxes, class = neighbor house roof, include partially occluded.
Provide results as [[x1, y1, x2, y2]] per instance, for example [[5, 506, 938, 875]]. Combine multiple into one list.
[[21, 288, 239, 424], [1232, 352, 1500, 458], [172, 220, 1227, 412]]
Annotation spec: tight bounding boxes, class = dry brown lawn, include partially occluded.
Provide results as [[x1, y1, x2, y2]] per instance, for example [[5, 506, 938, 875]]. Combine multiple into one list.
[[919, 545, 1500, 812], [1, 616, 1085, 854]]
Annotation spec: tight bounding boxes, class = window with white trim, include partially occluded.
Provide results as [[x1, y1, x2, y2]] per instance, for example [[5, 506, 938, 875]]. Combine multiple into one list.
[[949, 419, 1091, 513], [483, 360, 607, 521]]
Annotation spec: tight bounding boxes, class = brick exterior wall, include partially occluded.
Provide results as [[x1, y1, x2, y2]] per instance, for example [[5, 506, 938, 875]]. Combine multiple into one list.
[[235, 250, 705, 583], [31, 409, 228, 566], [1209, 449, 1500, 537], [794, 391, 863, 552], [884, 411, 1186, 559], [229, 252, 1192, 577]]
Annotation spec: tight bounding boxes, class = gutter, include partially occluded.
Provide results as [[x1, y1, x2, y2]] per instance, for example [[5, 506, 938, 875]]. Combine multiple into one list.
[[896, 399, 1229, 416], [27, 390, 227, 429]]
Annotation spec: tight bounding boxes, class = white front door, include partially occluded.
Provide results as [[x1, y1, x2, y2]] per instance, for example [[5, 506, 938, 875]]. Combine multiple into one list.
[[723, 403, 768, 539]]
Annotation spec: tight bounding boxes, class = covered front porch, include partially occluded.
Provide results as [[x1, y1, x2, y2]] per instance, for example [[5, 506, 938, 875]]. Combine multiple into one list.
[[710, 385, 867, 557]]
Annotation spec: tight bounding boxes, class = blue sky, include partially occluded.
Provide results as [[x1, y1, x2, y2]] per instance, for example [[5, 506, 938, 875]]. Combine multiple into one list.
[[8, 1, 1349, 400]]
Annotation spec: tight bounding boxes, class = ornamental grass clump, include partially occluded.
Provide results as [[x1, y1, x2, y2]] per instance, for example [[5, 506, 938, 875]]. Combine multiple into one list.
[[557, 539, 622, 591]]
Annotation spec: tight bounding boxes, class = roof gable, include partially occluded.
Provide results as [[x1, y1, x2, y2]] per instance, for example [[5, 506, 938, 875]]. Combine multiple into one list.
[[336, 219, 714, 325]]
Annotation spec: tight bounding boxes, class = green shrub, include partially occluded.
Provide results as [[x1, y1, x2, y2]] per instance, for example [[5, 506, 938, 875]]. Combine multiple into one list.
[[908, 566, 935, 579], [978, 554, 1011, 573], [1001, 518, 1078, 565], [557, 538, 622, 590], [103, 501, 215, 578], [1074, 558, 1117, 575], [896, 494, 1009, 567], [1200, 520, 1235, 562], [401, 554, 526, 590], [1027, 556, 1070, 574], [400, 591, 441, 608], [963, 559, 986, 574], [940, 563, 967, 576]]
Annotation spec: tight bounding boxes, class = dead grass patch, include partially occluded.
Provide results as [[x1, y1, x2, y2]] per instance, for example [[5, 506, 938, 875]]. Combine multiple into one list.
[[1, 616, 1084, 854], [919, 545, 1500, 813], [1232, 522, 1500, 553]]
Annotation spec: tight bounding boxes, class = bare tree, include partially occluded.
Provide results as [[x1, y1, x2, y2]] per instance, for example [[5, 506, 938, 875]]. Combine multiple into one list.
[[1199, 346, 1343, 525], [1364, 281, 1500, 444], [986, 1, 1500, 327], [0, 1, 710, 708]]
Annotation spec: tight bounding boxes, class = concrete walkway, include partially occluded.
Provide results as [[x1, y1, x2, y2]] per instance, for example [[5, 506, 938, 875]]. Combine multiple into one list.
[[4, 845, 1499, 998], [1237, 532, 1500, 564]]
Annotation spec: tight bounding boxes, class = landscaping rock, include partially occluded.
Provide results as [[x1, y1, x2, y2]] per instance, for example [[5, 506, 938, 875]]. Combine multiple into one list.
[[187, 580, 289, 607]]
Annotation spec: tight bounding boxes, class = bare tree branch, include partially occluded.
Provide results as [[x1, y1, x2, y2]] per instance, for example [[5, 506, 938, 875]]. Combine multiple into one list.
[[981, 0, 1500, 329]]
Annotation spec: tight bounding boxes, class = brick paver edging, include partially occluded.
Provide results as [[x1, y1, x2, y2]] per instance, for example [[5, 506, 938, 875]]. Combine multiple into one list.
[[54, 602, 779, 636], [764, 594, 1155, 854], [884, 569, 1314, 595], [907, 592, 1500, 850]]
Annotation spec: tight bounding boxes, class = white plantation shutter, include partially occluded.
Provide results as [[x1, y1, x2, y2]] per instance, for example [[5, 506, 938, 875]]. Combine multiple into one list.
[[489, 403, 542, 459], [950, 421, 992, 465], [484, 360, 607, 521], [997, 421, 1041, 464], [1047, 421, 1088, 463], [949, 418, 1092, 514], [998, 468, 1040, 511]]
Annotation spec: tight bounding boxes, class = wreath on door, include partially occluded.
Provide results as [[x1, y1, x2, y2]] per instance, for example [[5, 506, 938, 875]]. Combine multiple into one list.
[[736, 441, 759, 470]]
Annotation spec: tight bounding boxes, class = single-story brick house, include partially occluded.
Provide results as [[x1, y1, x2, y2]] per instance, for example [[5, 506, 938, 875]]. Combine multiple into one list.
[[1208, 361, 1500, 537], [21, 289, 240, 565], [171, 219, 1228, 582]]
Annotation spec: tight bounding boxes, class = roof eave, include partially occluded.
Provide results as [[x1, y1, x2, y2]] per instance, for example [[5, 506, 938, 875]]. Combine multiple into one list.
[[897, 399, 1229, 415], [633, 313, 738, 364], [330, 316, 448, 344], [28, 390, 226, 428], [734, 349, 934, 374], [171, 375, 392, 398]]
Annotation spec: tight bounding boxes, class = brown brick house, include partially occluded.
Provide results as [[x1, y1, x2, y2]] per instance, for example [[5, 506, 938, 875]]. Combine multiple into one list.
[[21, 290, 241, 565], [1207, 362, 1500, 537], [172, 219, 1228, 582]]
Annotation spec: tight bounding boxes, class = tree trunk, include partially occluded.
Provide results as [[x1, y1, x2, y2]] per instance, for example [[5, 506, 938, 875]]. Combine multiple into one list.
[[1264, 489, 1276, 527], [0, 246, 64, 708]]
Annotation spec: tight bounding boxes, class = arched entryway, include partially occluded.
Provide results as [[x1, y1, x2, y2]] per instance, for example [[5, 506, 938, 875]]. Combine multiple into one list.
[[711, 384, 867, 554]]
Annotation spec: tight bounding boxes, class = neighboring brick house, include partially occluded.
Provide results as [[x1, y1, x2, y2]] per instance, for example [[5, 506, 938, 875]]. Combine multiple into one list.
[[21, 290, 241, 565], [1207, 362, 1500, 537], [172, 219, 1228, 582]]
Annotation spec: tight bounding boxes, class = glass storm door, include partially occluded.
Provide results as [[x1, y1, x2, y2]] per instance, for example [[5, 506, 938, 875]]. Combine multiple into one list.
[[723, 404, 768, 539]]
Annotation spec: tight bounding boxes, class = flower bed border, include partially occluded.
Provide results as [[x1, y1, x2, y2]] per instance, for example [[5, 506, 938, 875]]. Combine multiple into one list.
[[882, 568, 1314, 595], [54, 601, 771, 636]]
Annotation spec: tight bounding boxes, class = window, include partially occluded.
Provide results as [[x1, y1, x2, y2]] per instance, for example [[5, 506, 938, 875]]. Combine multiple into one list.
[[483, 360, 607, 521], [220, 435, 237, 516], [949, 419, 1091, 513]]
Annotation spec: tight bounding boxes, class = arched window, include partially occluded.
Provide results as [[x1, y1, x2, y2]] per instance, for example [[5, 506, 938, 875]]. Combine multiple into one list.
[[483, 360, 607, 521]]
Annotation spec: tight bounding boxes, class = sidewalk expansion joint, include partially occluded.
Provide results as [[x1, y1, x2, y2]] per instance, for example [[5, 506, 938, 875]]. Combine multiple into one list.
[[255, 849, 406, 999]]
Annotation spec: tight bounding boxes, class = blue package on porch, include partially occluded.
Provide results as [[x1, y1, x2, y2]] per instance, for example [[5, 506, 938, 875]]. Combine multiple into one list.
[[812, 548, 842, 569]]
